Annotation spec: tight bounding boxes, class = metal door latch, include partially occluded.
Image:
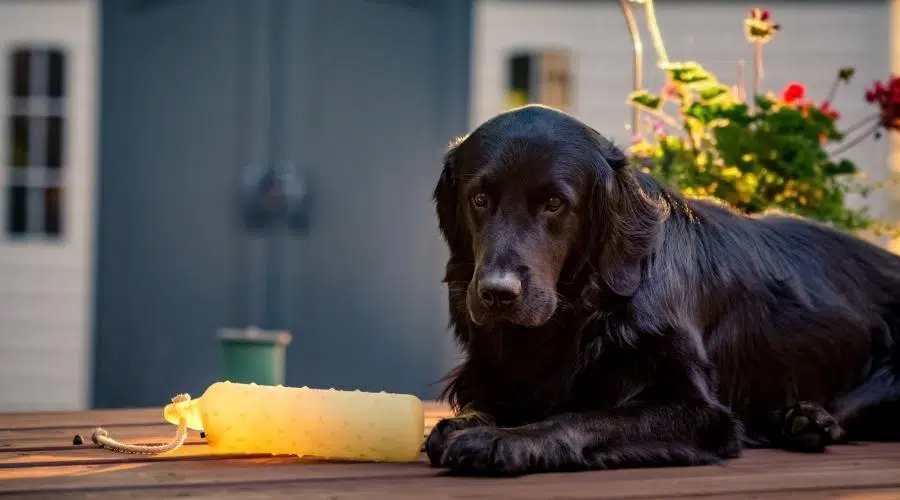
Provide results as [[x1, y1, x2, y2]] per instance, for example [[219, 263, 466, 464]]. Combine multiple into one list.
[[241, 161, 311, 233]]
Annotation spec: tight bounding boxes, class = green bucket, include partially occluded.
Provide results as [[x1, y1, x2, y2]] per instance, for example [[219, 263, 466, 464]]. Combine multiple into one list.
[[217, 327, 293, 386]]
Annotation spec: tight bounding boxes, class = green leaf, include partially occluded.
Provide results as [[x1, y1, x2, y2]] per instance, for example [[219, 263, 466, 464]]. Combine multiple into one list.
[[803, 106, 840, 136], [754, 95, 775, 111], [683, 102, 712, 123], [684, 102, 752, 127], [699, 84, 731, 103], [627, 90, 663, 111], [661, 61, 713, 86], [659, 61, 702, 71], [838, 67, 855, 82], [823, 159, 857, 175], [748, 25, 774, 40]]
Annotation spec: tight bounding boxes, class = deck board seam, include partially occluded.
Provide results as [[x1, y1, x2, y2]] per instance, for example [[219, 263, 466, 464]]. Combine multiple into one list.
[[0, 474, 898, 498]]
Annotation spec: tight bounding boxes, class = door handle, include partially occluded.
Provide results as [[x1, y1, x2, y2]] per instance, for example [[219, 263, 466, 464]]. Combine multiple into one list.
[[241, 161, 311, 234]]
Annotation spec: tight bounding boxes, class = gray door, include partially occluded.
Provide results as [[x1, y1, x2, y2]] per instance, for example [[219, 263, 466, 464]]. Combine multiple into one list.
[[94, 0, 273, 408], [272, 0, 471, 399], [94, 0, 472, 408]]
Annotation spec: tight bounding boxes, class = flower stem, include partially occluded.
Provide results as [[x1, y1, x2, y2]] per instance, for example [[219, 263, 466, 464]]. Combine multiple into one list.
[[824, 74, 841, 104], [752, 41, 763, 99], [830, 122, 881, 156], [643, 0, 669, 66], [620, 0, 644, 136], [839, 113, 879, 136], [735, 59, 746, 102], [645, 109, 683, 131]]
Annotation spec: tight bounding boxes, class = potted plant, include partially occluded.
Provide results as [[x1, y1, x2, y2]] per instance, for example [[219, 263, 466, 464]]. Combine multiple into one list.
[[620, 1, 899, 239]]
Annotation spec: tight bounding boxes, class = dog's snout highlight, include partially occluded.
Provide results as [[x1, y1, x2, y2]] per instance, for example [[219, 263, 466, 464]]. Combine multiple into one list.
[[477, 271, 523, 309]]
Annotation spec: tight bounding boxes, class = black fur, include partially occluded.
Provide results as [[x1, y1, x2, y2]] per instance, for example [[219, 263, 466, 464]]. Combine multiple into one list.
[[426, 104, 900, 476]]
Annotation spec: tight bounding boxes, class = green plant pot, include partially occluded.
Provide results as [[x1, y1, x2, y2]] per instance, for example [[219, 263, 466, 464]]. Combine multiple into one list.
[[217, 327, 293, 386]]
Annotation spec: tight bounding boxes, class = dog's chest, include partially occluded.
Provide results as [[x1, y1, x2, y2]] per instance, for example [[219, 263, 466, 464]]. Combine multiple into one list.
[[565, 349, 656, 412], [469, 325, 655, 424]]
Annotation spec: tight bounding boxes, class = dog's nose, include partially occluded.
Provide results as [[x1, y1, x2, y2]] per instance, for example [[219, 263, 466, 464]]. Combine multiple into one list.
[[478, 272, 523, 308]]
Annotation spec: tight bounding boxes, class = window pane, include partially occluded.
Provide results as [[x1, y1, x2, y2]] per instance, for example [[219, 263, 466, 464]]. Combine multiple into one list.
[[9, 116, 29, 167], [507, 53, 532, 109], [43, 186, 62, 236], [48, 50, 65, 98], [46, 117, 63, 169], [11, 50, 30, 97], [509, 54, 531, 94], [505, 50, 572, 111], [540, 51, 571, 111], [6, 186, 28, 235]]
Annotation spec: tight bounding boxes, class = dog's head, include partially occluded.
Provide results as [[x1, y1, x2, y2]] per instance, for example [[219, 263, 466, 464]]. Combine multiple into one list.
[[434, 105, 665, 329]]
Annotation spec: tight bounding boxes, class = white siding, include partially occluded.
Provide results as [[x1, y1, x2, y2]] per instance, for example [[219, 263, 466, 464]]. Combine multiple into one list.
[[0, 0, 98, 411], [473, 0, 893, 221]]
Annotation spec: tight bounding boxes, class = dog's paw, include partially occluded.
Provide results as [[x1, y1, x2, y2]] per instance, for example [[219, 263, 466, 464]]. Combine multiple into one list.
[[425, 417, 482, 466], [439, 427, 537, 476], [779, 401, 845, 453]]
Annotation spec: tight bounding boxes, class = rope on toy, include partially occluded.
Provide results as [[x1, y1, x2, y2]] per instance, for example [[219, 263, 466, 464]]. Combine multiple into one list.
[[91, 393, 192, 455]]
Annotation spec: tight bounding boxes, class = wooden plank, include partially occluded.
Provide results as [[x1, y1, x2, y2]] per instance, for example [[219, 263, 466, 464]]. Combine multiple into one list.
[[0, 418, 443, 450], [0, 402, 451, 431], [0, 448, 898, 498], [12, 486, 900, 500], [19, 486, 900, 500], [0, 408, 161, 431], [0, 444, 277, 468], [0, 440, 895, 469], [0, 425, 196, 450], [2, 407, 899, 499], [0, 444, 897, 495], [0, 422, 443, 461], [0, 456, 435, 494], [0, 431, 434, 467], [0, 403, 448, 451]]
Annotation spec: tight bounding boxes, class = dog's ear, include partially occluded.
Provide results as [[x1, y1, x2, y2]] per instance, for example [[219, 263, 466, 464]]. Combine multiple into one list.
[[585, 126, 629, 171], [433, 137, 471, 259], [586, 131, 664, 297]]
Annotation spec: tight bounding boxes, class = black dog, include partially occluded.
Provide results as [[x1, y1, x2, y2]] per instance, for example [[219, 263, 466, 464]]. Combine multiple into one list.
[[425, 104, 900, 476]]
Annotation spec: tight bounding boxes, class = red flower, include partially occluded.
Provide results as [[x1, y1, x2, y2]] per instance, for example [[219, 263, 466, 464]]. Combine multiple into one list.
[[745, 7, 779, 43], [748, 7, 772, 21], [782, 82, 806, 104], [819, 101, 839, 120], [866, 76, 900, 130]]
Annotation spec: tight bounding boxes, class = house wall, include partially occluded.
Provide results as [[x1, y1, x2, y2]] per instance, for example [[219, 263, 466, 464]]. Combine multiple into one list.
[[0, 0, 98, 411]]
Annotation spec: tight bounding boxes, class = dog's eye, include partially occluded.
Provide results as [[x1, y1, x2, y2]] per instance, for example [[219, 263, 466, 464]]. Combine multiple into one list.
[[471, 192, 488, 209], [544, 196, 564, 213]]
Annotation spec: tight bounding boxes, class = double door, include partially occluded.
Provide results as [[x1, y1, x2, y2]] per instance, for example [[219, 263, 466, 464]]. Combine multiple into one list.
[[93, 0, 471, 408]]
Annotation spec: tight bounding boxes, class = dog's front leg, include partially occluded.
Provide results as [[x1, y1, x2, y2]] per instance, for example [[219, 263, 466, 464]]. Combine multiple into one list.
[[438, 401, 742, 476], [425, 405, 495, 466], [437, 347, 745, 477]]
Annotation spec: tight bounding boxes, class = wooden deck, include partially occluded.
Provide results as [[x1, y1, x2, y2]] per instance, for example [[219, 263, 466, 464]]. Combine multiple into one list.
[[1, 404, 899, 499]]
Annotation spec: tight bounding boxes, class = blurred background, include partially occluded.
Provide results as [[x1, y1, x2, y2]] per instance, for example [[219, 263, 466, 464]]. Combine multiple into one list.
[[0, 0, 893, 411]]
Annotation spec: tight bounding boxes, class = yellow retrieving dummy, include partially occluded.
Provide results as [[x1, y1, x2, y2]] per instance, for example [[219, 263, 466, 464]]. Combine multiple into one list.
[[92, 381, 425, 463]]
